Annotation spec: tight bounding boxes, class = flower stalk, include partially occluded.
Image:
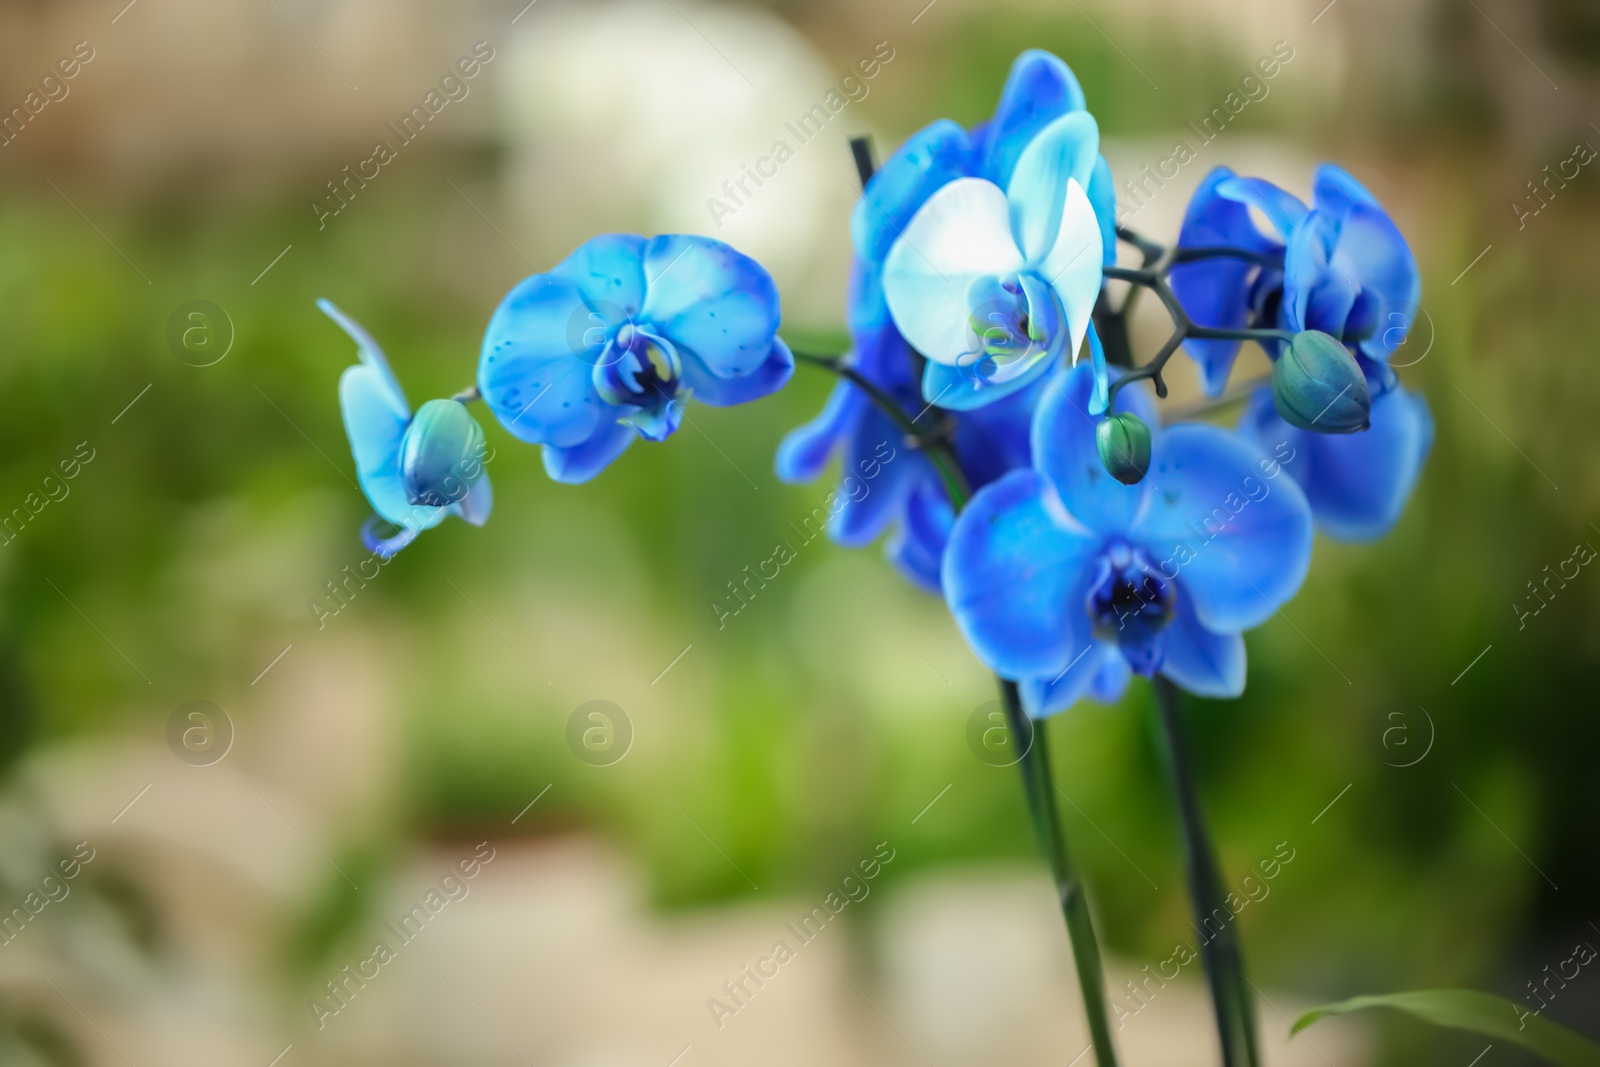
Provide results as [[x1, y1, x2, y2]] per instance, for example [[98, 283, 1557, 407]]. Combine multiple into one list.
[[800, 215, 1288, 1067], [1002, 679, 1122, 1067], [1098, 227, 1272, 1066], [1152, 676, 1260, 1067], [801, 136, 1121, 1059]]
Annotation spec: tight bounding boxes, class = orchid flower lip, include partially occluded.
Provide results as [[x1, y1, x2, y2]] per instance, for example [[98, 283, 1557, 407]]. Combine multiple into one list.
[[1064, 540, 1176, 678], [953, 269, 1065, 390], [589, 324, 687, 442]]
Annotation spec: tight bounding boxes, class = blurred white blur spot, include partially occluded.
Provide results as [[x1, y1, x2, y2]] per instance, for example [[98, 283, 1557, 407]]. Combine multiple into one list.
[[500, 0, 867, 326]]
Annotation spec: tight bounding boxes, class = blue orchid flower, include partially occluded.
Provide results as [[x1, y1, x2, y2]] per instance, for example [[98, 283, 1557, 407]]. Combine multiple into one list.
[[478, 233, 793, 483], [777, 51, 1119, 584], [878, 118, 1105, 412], [323, 299, 493, 558], [776, 261, 1043, 591], [1170, 165, 1433, 539], [1170, 163, 1420, 393], [851, 50, 1118, 410], [942, 362, 1314, 717]]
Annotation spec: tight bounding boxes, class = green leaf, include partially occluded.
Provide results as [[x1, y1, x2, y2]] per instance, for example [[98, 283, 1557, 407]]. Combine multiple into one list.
[[1292, 989, 1600, 1066]]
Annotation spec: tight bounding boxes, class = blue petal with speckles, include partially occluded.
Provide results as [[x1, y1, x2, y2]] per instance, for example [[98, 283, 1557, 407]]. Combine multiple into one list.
[[478, 274, 606, 448], [543, 419, 635, 484]]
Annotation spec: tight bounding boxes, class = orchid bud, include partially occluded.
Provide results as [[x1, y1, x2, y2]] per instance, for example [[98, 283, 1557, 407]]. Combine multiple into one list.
[[400, 399, 487, 507], [1096, 412, 1151, 486], [1273, 331, 1371, 433]]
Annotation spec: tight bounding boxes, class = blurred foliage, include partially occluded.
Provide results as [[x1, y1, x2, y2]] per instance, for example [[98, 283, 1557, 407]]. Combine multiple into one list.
[[1542, 0, 1600, 66], [924, 11, 1299, 139], [0, 6, 1598, 1064]]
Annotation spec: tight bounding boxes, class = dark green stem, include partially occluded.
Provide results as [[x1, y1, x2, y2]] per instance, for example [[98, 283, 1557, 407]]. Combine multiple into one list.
[[1092, 290, 1135, 370], [1152, 677, 1259, 1067], [1002, 680, 1121, 1067], [1101, 266, 1292, 408], [1115, 225, 1165, 268], [791, 349, 969, 511], [1167, 245, 1280, 270]]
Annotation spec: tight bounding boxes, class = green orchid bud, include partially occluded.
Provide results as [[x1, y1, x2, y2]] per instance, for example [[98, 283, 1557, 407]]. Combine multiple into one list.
[[1272, 330, 1371, 434], [400, 399, 487, 507], [1096, 412, 1152, 486]]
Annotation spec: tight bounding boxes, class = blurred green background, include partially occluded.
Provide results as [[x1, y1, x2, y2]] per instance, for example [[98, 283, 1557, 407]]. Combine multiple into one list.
[[0, 0, 1597, 1063]]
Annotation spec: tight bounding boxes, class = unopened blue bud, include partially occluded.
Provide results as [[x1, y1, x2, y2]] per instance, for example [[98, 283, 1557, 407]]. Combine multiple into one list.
[[1096, 412, 1151, 486], [1273, 330, 1371, 434], [400, 399, 487, 507]]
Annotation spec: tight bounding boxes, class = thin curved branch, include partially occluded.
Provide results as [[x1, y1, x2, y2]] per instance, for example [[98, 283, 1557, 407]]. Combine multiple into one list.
[[1168, 245, 1280, 270], [791, 349, 970, 510], [1116, 225, 1165, 268], [1101, 268, 1292, 410]]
